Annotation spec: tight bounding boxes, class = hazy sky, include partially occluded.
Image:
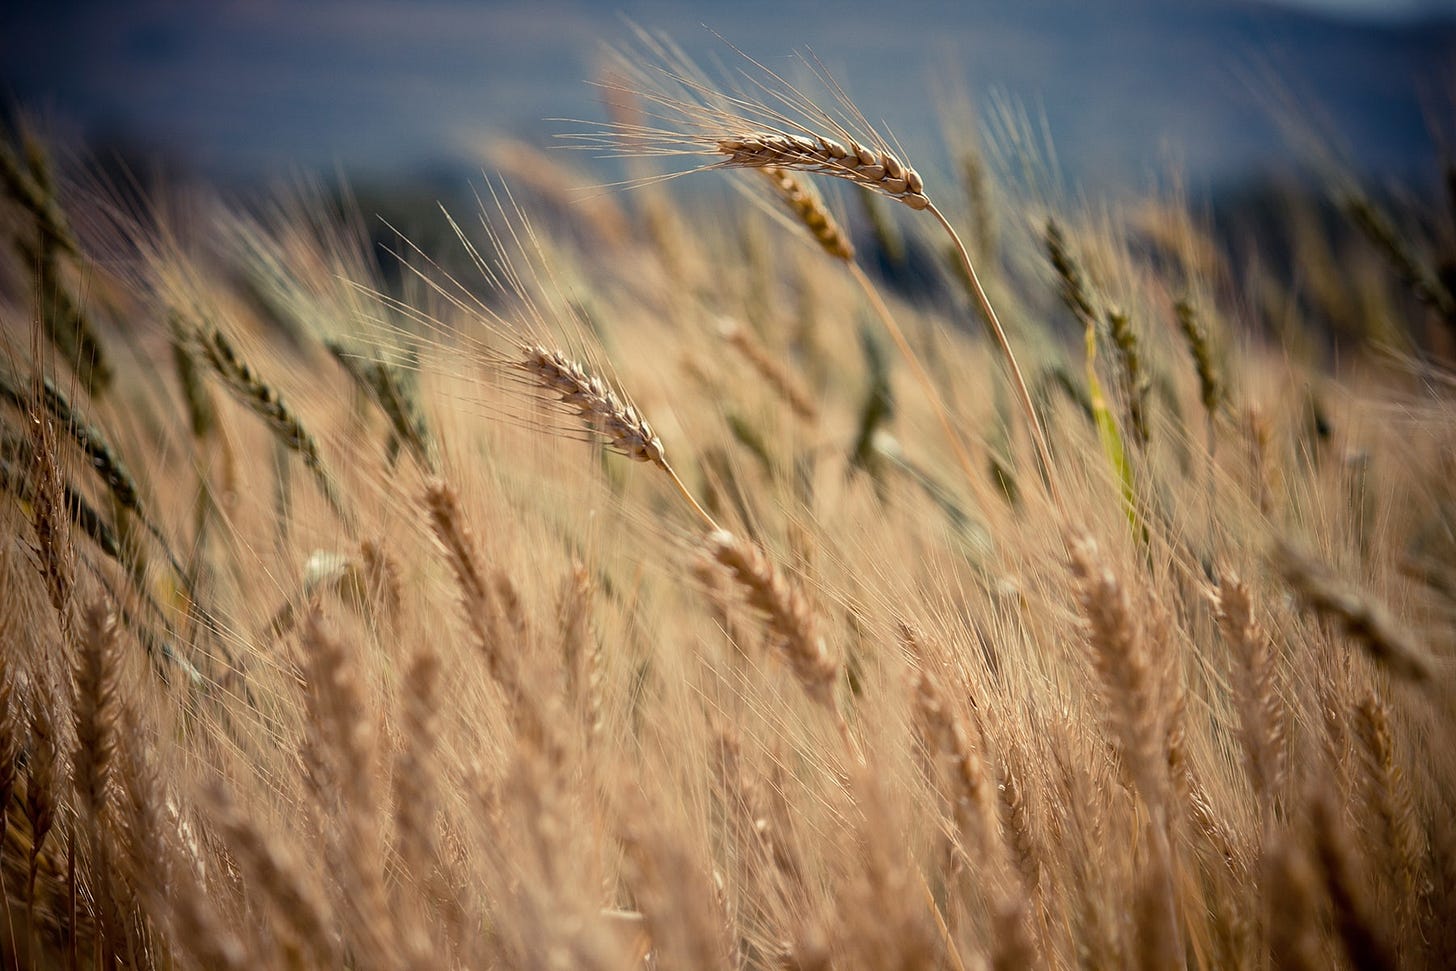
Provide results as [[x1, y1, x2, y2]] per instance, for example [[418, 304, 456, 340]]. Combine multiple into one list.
[[1, 0, 1450, 191]]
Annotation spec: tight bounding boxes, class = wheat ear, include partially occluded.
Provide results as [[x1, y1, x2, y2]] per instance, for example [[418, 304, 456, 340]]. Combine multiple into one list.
[[1044, 220, 1149, 445], [1066, 530, 1186, 969], [1213, 576, 1286, 819], [1175, 298, 1221, 420], [717, 318, 819, 423], [705, 529, 858, 760], [900, 622, 998, 859], [519, 344, 718, 530], [0, 646, 18, 854], [71, 599, 118, 827], [210, 787, 336, 967], [719, 132, 929, 209], [1352, 692, 1424, 938], [199, 327, 354, 529], [758, 166, 855, 262], [753, 164, 985, 500]]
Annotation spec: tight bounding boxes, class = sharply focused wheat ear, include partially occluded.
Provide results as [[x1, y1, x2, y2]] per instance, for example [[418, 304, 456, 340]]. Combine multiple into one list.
[[724, 134, 929, 210], [518, 343, 719, 530]]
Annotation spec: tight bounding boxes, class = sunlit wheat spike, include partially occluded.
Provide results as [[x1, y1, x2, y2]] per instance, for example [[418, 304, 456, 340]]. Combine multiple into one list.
[[588, 36, 930, 209], [722, 132, 929, 210], [759, 166, 855, 262], [516, 345, 720, 529], [519, 344, 667, 468], [719, 131, 931, 211]]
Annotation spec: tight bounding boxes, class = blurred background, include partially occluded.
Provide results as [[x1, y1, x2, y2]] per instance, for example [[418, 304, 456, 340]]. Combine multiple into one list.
[[2, 0, 1452, 199]]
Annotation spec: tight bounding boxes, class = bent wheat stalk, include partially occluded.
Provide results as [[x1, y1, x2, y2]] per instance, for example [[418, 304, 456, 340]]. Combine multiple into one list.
[[589, 45, 1061, 505], [722, 134, 1055, 500]]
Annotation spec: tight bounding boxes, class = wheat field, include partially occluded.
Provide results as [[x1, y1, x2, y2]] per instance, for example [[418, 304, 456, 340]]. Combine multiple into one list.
[[0, 40, 1453, 970]]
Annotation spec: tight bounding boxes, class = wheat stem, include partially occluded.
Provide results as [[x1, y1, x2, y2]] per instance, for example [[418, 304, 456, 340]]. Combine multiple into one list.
[[848, 262, 984, 504], [928, 202, 1062, 510]]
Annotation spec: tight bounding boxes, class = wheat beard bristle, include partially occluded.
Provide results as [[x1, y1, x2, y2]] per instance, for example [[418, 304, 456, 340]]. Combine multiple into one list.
[[520, 344, 668, 469], [718, 132, 929, 210]]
